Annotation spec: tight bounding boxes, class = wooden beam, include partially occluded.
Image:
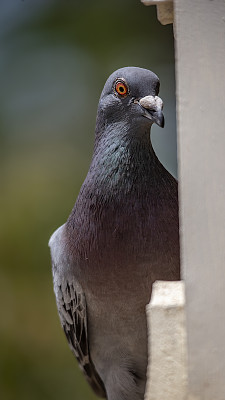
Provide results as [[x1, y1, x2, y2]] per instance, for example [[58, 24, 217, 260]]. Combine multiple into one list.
[[174, 1, 225, 399], [141, 0, 174, 25], [145, 281, 188, 400]]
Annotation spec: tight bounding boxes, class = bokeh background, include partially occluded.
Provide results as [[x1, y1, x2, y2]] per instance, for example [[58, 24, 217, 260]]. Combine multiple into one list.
[[0, 1, 176, 399]]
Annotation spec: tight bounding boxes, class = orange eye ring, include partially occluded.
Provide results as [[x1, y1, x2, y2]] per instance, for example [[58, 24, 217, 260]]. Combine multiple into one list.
[[115, 79, 129, 97]]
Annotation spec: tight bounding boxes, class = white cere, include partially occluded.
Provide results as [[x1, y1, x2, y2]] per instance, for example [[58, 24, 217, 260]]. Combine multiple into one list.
[[139, 96, 163, 111]]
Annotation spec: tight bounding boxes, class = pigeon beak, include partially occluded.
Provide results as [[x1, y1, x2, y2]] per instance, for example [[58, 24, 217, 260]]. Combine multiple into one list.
[[137, 95, 164, 128], [149, 109, 165, 128]]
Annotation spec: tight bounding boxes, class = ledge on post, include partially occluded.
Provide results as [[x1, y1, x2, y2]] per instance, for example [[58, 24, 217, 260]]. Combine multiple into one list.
[[141, 0, 174, 25], [145, 281, 188, 400]]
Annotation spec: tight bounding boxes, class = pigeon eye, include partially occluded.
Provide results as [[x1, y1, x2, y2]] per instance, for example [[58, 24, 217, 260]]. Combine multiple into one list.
[[115, 80, 128, 97]]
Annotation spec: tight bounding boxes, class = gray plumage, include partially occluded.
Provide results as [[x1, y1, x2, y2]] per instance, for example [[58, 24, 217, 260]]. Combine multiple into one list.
[[49, 66, 180, 400]]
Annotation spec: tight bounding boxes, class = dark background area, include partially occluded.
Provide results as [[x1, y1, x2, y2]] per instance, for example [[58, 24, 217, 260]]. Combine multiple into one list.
[[0, 1, 176, 399]]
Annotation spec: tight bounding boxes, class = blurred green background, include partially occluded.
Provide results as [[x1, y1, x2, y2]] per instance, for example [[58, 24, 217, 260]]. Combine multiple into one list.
[[0, 1, 176, 399]]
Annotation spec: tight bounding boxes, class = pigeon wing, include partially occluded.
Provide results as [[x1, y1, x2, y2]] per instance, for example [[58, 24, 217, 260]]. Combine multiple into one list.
[[49, 225, 106, 398]]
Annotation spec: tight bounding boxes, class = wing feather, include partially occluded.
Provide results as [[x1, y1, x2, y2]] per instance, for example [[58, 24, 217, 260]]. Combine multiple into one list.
[[49, 225, 106, 398]]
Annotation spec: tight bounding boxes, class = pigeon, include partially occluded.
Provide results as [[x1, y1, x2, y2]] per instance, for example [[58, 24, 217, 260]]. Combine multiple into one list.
[[49, 66, 180, 400]]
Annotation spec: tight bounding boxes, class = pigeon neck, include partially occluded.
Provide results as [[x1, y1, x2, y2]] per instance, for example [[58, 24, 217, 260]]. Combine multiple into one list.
[[88, 120, 161, 194], [93, 120, 156, 159]]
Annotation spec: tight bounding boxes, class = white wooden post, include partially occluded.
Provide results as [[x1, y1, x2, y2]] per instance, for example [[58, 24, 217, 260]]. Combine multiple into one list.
[[142, 1, 225, 399], [174, 1, 225, 399]]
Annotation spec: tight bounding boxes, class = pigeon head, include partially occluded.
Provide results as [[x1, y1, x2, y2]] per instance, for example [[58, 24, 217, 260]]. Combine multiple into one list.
[[97, 66, 164, 131]]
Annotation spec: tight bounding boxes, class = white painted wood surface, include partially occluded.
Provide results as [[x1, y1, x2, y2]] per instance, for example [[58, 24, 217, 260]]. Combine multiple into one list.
[[145, 281, 188, 400], [174, 1, 225, 399], [141, 0, 173, 25]]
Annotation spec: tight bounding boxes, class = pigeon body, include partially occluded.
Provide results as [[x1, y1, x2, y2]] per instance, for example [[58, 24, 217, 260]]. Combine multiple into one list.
[[49, 67, 180, 400]]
